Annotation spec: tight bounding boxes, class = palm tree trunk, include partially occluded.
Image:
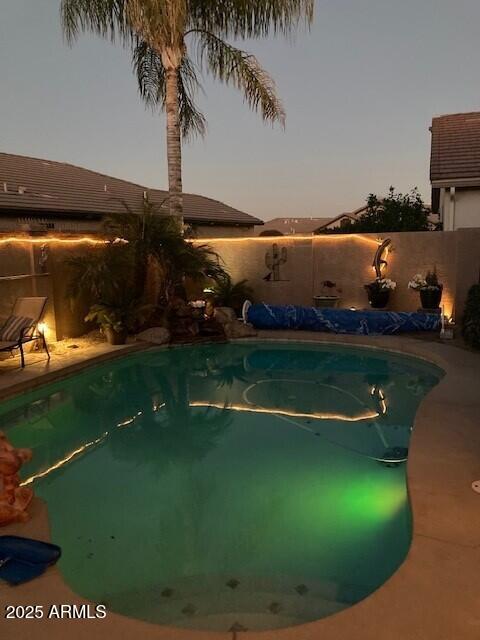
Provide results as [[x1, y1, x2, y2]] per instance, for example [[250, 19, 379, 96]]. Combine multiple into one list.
[[165, 67, 183, 225]]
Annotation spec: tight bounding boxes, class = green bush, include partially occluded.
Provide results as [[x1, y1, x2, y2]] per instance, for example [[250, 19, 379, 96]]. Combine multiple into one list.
[[212, 276, 253, 314], [462, 284, 480, 349], [318, 187, 436, 234]]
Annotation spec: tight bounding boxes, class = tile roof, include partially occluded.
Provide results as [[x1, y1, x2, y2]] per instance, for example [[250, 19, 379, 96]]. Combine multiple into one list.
[[0, 152, 262, 226], [314, 213, 358, 232], [430, 112, 480, 185]]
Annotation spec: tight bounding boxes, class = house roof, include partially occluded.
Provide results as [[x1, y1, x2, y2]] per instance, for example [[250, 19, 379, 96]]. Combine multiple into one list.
[[314, 206, 368, 233], [430, 112, 480, 186], [258, 217, 331, 235], [315, 213, 358, 232], [0, 153, 262, 227]]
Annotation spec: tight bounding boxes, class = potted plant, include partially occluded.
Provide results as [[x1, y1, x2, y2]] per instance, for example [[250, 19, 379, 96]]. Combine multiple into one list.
[[364, 278, 397, 309], [314, 280, 342, 308], [85, 299, 152, 345], [408, 269, 443, 309]]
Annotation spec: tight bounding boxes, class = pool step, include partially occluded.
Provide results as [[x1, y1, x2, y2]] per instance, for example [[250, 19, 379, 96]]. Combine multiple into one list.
[[108, 575, 353, 631], [165, 594, 347, 631]]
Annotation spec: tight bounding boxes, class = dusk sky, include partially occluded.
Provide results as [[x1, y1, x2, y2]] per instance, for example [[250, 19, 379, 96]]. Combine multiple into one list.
[[2, 0, 480, 221]]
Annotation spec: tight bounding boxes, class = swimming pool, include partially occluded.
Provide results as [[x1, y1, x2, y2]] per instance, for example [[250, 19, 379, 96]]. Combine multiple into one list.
[[2, 342, 443, 631]]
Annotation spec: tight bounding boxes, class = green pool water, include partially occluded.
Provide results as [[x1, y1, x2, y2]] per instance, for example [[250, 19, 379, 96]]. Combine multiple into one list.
[[2, 342, 442, 631]]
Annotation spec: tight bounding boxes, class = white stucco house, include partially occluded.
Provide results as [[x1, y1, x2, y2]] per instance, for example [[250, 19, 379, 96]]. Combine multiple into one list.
[[431, 112, 480, 230]]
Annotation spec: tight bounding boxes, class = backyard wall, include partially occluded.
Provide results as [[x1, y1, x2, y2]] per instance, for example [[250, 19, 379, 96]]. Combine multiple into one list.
[[1, 229, 479, 341], [0, 237, 106, 340], [194, 229, 480, 320]]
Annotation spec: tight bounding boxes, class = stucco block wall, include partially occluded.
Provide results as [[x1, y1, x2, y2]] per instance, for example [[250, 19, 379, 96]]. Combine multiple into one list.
[[0, 240, 98, 340], [1, 229, 479, 341], [384, 231, 457, 316], [0, 243, 57, 339], [454, 228, 480, 318], [199, 229, 480, 319], [46, 245, 103, 340]]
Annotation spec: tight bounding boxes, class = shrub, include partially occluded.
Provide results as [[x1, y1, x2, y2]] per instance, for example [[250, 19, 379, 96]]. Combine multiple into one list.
[[462, 284, 480, 349], [212, 275, 253, 314], [320, 187, 434, 234]]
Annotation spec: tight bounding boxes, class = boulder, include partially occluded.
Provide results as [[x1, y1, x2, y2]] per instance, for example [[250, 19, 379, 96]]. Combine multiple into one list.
[[136, 327, 171, 345], [214, 307, 237, 324], [213, 308, 257, 338], [223, 322, 257, 339]]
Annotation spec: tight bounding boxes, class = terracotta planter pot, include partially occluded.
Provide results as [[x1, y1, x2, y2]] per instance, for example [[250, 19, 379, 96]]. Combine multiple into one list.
[[420, 287, 442, 310], [367, 289, 390, 309], [104, 327, 127, 345]]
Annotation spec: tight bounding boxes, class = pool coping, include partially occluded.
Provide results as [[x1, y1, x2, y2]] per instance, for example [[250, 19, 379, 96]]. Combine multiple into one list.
[[2, 331, 480, 640], [0, 342, 149, 403]]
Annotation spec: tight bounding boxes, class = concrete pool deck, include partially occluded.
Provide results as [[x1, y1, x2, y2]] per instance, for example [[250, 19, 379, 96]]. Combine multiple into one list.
[[1, 331, 480, 639]]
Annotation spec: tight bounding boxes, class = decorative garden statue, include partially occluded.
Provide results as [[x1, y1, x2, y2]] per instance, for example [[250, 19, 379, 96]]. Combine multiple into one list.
[[265, 244, 288, 281], [0, 431, 34, 526], [373, 238, 392, 279]]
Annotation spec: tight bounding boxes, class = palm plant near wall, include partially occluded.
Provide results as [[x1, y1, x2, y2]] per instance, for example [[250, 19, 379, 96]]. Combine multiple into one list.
[[66, 240, 152, 342], [104, 198, 227, 305], [66, 200, 226, 341], [211, 275, 253, 314], [65, 242, 133, 303], [60, 1, 313, 221]]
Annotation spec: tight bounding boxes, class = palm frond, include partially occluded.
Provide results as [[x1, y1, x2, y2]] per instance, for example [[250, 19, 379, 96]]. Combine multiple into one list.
[[133, 41, 206, 140], [178, 57, 208, 140], [189, 0, 314, 39], [212, 275, 253, 308], [65, 243, 133, 304], [193, 30, 285, 125], [60, 0, 128, 43]]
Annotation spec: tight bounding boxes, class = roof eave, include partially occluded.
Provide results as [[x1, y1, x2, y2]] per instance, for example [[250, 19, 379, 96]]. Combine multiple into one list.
[[0, 206, 103, 219], [0, 205, 263, 226], [188, 218, 263, 227], [431, 177, 480, 188]]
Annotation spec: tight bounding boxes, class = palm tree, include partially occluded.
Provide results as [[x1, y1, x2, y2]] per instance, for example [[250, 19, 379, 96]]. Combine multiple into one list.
[[60, 1, 314, 222]]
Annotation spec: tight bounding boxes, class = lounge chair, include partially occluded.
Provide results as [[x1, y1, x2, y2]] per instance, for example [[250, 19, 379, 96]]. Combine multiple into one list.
[[0, 297, 50, 369]]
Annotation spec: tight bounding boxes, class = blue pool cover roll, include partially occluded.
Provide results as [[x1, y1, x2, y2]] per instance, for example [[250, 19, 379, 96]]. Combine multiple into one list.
[[246, 304, 441, 335]]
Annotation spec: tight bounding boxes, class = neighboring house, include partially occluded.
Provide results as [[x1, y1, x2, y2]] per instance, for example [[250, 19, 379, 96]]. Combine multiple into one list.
[[314, 206, 368, 233], [258, 217, 331, 236], [260, 208, 368, 236], [0, 153, 262, 237], [431, 112, 480, 230]]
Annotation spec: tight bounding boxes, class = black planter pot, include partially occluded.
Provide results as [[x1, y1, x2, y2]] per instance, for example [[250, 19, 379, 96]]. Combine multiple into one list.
[[420, 287, 442, 310], [367, 289, 390, 309]]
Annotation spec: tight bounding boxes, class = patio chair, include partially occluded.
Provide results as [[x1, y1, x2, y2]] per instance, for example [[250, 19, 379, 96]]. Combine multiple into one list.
[[0, 297, 50, 369]]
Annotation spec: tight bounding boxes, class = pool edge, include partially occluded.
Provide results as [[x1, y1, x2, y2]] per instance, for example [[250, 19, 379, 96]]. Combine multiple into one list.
[[2, 331, 480, 639]]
